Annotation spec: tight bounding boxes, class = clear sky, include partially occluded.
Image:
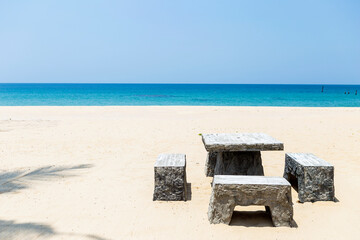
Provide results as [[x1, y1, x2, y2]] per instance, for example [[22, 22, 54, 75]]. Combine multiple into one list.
[[0, 0, 359, 84]]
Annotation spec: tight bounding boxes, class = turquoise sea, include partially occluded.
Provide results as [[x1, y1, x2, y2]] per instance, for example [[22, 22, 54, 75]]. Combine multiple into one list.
[[0, 84, 359, 107]]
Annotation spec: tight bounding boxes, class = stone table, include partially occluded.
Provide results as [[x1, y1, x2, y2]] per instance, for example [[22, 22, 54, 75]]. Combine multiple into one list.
[[201, 133, 284, 176]]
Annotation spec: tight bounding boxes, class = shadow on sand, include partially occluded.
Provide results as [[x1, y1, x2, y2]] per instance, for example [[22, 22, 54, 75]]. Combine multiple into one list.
[[0, 164, 93, 194], [230, 210, 298, 228], [0, 219, 111, 240], [230, 210, 274, 227], [186, 183, 192, 201], [0, 164, 111, 239]]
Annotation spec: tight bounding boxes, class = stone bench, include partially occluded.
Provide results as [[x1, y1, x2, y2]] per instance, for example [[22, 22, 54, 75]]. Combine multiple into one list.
[[208, 175, 294, 227], [153, 154, 187, 201], [283, 153, 335, 203]]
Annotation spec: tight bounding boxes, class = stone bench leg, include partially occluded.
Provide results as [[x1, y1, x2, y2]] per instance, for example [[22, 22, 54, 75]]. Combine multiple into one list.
[[208, 194, 293, 227], [214, 151, 264, 176], [208, 193, 236, 224], [267, 203, 293, 227]]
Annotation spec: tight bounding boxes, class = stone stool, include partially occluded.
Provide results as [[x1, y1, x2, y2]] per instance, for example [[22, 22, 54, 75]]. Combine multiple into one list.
[[153, 153, 187, 201], [208, 175, 294, 227], [283, 153, 335, 203]]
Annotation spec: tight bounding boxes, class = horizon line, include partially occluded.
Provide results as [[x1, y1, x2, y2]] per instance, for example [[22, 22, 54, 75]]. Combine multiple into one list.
[[1, 83, 360, 85]]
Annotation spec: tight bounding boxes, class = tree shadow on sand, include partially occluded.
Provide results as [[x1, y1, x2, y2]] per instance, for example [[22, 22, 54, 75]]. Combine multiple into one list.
[[0, 164, 93, 194], [0, 164, 111, 239], [0, 219, 111, 240]]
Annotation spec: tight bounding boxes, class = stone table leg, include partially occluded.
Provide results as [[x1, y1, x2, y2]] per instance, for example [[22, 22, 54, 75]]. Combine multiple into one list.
[[214, 151, 264, 176], [205, 152, 217, 177]]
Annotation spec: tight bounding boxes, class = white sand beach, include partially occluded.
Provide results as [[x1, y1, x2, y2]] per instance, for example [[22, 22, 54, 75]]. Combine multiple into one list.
[[1, 106, 360, 240]]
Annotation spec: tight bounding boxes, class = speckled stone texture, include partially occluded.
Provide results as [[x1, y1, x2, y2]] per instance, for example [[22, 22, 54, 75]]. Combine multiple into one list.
[[202, 133, 284, 152], [153, 154, 187, 201], [283, 153, 335, 203], [214, 151, 264, 176], [205, 152, 217, 177], [208, 175, 294, 227], [205, 151, 264, 177]]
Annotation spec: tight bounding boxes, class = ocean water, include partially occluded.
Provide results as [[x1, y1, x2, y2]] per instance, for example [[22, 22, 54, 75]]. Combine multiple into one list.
[[0, 84, 359, 107]]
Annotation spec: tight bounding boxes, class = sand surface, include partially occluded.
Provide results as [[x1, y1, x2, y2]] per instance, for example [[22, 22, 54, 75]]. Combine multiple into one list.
[[0, 106, 359, 239]]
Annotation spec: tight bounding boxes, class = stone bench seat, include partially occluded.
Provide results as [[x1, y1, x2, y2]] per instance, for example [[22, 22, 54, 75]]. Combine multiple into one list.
[[283, 153, 335, 203], [153, 154, 187, 201], [208, 175, 294, 227]]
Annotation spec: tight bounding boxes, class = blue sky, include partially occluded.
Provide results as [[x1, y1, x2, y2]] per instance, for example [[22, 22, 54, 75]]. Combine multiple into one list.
[[0, 0, 359, 84]]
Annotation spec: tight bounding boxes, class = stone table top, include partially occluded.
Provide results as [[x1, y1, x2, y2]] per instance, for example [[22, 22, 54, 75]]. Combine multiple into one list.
[[154, 153, 186, 167], [213, 175, 290, 186], [201, 133, 284, 152]]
